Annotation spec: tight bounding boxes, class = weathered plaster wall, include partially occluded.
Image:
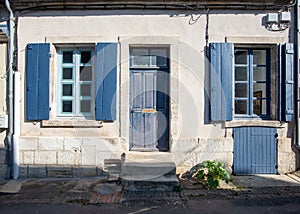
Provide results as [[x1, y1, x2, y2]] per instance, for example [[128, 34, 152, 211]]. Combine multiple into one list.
[[16, 9, 295, 177]]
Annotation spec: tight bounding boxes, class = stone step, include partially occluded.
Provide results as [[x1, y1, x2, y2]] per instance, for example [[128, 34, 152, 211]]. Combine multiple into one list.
[[124, 152, 174, 163], [122, 174, 179, 192], [121, 161, 176, 177]]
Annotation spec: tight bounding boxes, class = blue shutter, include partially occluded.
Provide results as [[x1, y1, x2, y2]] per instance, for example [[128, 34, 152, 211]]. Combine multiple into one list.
[[280, 43, 294, 121], [96, 43, 117, 121], [25, 43, 50, 121], [210, 43, 233, 121]]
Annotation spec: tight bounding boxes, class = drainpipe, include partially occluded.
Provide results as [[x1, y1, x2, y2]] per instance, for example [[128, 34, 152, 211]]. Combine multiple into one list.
[[296, 0, 300, 150], [13, 71, 20, 179], [4, 0, 15, 179]]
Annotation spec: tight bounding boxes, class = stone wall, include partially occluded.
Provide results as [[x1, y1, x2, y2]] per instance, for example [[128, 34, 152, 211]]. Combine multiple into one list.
[[19, 137, 125, 178], [172, 138, 234, 175]]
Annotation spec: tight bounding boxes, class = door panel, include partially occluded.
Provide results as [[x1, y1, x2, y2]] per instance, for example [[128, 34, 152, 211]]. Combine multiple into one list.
[[234, 127, 277, 174], [130, 69, 169, 151]]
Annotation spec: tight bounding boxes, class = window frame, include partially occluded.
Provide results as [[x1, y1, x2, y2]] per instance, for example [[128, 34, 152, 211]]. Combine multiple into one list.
[[234, 47, 271, 119], [56, 46, 95, 119]]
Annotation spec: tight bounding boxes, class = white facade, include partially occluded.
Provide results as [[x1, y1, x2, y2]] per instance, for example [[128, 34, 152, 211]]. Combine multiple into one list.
[[0, 5, 298, 178]]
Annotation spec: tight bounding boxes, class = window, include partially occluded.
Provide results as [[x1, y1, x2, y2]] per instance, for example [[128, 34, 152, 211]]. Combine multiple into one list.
[[209, 42, 293, 122], [234, 48, 270, 118], [58, 48, 94, 117]]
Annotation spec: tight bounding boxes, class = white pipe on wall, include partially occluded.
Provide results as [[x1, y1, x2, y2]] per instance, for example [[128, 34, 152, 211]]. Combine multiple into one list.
[[13, 72, 20, 179]]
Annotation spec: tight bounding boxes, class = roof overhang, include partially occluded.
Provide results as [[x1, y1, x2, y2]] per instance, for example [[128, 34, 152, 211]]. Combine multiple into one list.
[[8, 0, 296, 11]]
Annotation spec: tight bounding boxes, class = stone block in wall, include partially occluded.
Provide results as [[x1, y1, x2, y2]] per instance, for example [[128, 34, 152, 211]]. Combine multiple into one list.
[[223, 138, 234, 152], [173, 152, 198, 167], [23, 151, 35, 164], [82, 145, 96, 165], [38, 137, 64, 151], [0, 164, 7, 179], [278, 138, 293, 153], [28, 165, 47, 178], [197, 138, 226, 153], [57, 151, 80, 165], [47, 165, 73, 178], [19, 138, 38, 151], [35, 151, 57, 165], [82, 138, 122, 152], [278, 152, 296, 174], [19, 165, 28, 178], [0, 149, 6, 164], [96, 152, 122, 168], [73, 166, 97, 177], [170, 139, 198, 153], [63, 138, 82, 151]]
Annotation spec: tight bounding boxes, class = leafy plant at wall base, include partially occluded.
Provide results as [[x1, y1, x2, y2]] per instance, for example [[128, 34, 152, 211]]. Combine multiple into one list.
[[195, 160, 230, 189]]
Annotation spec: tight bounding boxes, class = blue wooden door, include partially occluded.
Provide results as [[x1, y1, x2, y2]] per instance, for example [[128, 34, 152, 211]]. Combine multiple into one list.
[[234, 127, 277, 174], [130, 69, 169, 151]]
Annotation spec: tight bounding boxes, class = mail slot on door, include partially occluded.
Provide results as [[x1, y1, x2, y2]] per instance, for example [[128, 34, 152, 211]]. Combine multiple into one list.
[[142, 109, 156, 113]]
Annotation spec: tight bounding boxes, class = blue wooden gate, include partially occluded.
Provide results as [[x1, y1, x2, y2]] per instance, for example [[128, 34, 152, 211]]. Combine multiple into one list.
[[233, 127, 277, 174]]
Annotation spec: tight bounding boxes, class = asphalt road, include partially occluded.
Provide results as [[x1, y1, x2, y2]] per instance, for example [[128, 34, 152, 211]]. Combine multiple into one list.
[[1, 195, 300, 214]]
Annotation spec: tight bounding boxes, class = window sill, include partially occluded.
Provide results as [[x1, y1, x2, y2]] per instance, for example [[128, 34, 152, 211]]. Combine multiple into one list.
[[224, 120, 285, 128], [42, 119, 103, 127]]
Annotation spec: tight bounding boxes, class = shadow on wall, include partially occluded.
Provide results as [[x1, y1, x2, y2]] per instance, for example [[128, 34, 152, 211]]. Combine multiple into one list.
[[203, 46, 210, 124], [17, 158, 122, 179]]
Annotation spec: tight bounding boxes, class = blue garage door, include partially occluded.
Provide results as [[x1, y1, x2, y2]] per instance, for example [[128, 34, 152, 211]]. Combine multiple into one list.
[[233, 127, 277, 174]]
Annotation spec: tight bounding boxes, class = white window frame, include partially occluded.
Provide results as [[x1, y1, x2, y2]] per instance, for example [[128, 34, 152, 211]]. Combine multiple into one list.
[[57, 47, 95, 118]]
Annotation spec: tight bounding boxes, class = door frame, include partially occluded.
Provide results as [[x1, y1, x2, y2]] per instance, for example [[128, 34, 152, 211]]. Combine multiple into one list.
[[119, 36, 180, 152], [129, 47, 170, 151]]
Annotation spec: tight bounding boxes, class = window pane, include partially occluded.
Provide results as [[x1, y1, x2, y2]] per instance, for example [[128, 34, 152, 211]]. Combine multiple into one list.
[[81, 100, 91, 113], [253, 67, 266, 81], [150, 49, 167, 66], [63, 68, 73, 80], [62, 101, 72, 113], [80, 66, 92, 81], [253, 100, 267, 115], [81, 51, 91, 64], [235, 67, 247, 81], [253, 83, 266, 98], [235, 100, 248, 114], [62, 84, 73, 96], [63, 51, 73, 63], [235, 83, 248, 98], [253, 50, 266, 65], [80, 84, 91, 96], [235, 50, 247, 64], [131, 49, 149, 66]]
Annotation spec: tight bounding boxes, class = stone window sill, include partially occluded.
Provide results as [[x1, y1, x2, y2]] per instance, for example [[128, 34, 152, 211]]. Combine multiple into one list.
[[224, 120, 285, 128], [42, 120, 103, 127]]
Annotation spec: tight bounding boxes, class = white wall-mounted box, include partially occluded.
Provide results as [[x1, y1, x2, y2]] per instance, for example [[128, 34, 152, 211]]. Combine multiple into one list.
[[266, 13, 278, 23], [279, 12, 291, 23], [0, 115, 8, 128]]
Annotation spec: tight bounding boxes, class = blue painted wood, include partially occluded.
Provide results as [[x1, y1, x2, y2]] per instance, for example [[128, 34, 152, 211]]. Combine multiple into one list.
[[282, 43, 294, 121], [96, 43, 117, 121], [234, 127, 277, 174], [210, 43, 233, 121], [26, 43, 50, 121], [129, 67, 169, 151]]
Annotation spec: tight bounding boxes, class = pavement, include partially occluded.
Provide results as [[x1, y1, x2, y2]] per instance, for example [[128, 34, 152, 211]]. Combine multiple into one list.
[[0, 172, 300, 206]]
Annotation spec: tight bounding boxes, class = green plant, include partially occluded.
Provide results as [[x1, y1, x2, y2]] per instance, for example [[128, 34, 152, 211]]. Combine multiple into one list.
[[195, 160, 230, 189]]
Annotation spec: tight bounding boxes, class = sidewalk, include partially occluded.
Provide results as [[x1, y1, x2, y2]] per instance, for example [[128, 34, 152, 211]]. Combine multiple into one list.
[[0, 172, 300, 205]]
